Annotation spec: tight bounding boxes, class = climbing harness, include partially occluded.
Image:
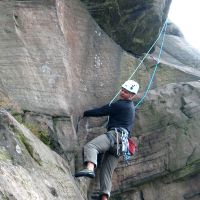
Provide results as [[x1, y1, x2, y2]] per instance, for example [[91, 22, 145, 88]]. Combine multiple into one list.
[[114, 128, 137, 163], [114, 128, 129, 158], [109, 19, 168, 107]]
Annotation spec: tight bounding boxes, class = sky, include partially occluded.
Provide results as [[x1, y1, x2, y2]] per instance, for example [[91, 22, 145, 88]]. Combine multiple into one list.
[[168, 0, 200, 51]]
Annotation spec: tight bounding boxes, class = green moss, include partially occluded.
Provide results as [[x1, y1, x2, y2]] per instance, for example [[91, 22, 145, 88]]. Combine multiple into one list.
[[38, 130, 51, 146], [17, 133, 42, 166], [17, 133, 34, 157], [0, 192, 9, 200], [13, 114, 23, 123], [23, 122, 51, 147], [0, 148, 11, 161]]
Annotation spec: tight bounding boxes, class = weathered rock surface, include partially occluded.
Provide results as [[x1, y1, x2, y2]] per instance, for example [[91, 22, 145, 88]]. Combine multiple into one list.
[[0, 0, 129, 117], [0, 110, 85, 200], [80, 0, 172, 55], [119, 174, 200, 200], [111, 81, 200, 199], [0, 0, 200, 200], [155, 34, 200, 69]]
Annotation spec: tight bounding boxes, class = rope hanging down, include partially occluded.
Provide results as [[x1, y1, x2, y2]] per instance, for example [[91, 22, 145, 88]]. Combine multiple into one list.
[[135, 20, 168, 108], [109, 19, 168, 107]]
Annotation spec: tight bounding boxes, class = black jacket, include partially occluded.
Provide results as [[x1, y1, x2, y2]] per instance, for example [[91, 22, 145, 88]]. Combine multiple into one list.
[[83, 99, 135, 133]]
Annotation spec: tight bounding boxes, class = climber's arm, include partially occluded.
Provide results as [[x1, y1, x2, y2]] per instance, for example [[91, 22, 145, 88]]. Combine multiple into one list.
[[83, 104, 110, 117]]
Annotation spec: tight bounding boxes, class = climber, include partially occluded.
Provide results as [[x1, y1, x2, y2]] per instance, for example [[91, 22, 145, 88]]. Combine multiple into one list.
[[74, 80, 139, 200]]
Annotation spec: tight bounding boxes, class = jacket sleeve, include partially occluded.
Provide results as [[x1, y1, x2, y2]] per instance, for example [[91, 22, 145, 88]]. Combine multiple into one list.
[[83, 104, 110, 117]]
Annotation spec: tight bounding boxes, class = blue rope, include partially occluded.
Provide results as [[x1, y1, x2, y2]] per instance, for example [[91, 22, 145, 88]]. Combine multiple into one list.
[[135, 20, 168, 109], [109, 19, 168, 106]]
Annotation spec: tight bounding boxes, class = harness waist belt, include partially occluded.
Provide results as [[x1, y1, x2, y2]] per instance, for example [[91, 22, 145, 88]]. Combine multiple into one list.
[[109, 127, 129, 135]]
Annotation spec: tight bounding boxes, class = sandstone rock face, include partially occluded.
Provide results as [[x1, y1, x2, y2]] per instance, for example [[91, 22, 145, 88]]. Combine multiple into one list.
[[81, 0, 172, 55], [0, 0, 125, 117], [111, 81, 200, 199], [0, 110, 85, 200], [156, 34, 200, 69], [120, 174, 200, 200], [0, 0, 200, 200]]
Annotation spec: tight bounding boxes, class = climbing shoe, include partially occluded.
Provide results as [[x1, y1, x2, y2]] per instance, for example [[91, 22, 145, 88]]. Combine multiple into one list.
[[74, 169, 95, 178]]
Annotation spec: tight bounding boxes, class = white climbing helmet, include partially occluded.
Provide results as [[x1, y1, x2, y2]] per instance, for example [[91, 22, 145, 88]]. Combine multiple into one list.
[[122, 80, 139, 94]]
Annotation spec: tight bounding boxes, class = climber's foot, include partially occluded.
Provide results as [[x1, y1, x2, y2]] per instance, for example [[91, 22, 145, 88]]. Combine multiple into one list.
[[74, 168, 95, 178]]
